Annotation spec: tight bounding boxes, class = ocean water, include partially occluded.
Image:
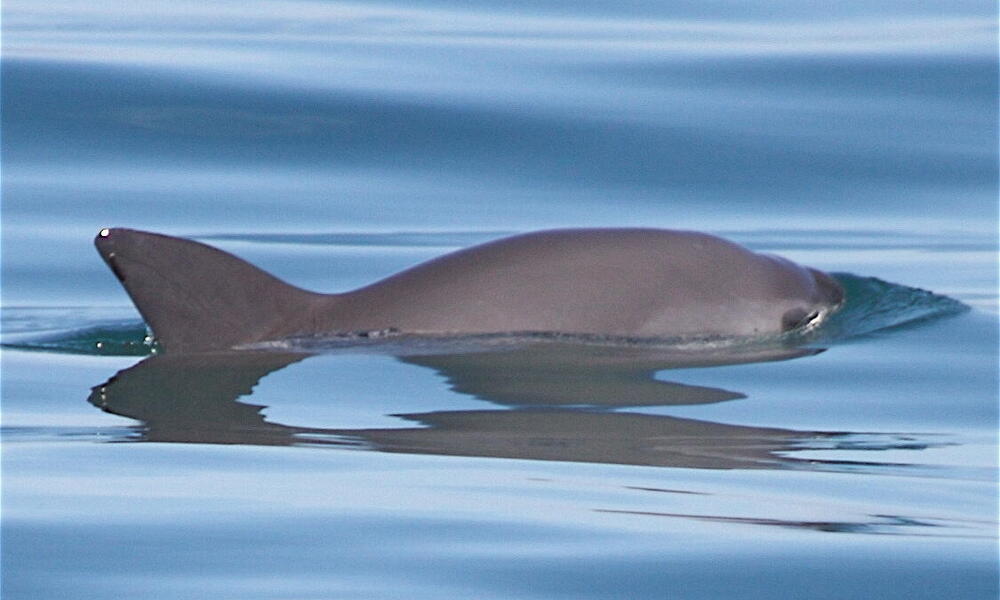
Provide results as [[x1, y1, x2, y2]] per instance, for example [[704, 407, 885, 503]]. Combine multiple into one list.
[[2, 1, 998, 598]]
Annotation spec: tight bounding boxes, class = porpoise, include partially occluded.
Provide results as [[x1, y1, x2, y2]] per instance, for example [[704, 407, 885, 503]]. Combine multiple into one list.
[[94, 227, 844, 353]]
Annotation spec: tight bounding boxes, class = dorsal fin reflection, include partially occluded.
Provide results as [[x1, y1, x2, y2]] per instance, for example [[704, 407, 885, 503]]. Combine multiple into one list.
[[89, 352, 312, 445]]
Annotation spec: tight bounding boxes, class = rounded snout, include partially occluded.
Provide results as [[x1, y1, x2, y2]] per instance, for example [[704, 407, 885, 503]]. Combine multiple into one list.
[[809, 268, 845, 307]]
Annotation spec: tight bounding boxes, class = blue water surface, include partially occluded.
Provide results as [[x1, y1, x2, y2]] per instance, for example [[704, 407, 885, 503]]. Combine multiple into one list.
[[2, 1, 998, 598]]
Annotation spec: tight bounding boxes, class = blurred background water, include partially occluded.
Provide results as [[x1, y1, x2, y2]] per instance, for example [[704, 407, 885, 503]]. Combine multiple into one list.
[[2, 1, 997, 599]]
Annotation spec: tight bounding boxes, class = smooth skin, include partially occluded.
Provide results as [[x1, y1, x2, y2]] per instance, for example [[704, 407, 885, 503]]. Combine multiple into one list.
[[95, 228, 843, 353]]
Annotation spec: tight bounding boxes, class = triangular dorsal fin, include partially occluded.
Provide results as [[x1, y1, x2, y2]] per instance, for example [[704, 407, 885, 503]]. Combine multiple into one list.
[[95, 228, 329, 353]]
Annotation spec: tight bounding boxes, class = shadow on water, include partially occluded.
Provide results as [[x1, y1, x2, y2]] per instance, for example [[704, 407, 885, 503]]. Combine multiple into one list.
[[85, 341, 931, 472]]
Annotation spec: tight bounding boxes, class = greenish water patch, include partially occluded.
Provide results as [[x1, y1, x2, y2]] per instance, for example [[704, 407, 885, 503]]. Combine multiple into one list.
[[3, 322, 157, 356]]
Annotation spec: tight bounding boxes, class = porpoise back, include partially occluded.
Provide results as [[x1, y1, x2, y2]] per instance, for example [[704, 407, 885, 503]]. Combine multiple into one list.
[[95, 228, 843, 353]]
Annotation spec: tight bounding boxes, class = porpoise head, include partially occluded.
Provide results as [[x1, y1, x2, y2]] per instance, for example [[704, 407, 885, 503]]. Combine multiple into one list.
[[777, 267, 845, 333], [753, 249, 845, 335]]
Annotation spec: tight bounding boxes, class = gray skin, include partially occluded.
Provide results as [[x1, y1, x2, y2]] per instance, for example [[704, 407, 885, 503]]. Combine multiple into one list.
[[95, 227, 844, 353]]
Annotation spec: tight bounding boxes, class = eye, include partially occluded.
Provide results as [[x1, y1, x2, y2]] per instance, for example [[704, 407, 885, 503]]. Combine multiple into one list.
[[781, 308, 820, 331]]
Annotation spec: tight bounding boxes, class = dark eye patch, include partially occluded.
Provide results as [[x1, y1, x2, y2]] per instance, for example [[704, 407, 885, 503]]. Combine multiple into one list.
[[782, 307, 819, 331]]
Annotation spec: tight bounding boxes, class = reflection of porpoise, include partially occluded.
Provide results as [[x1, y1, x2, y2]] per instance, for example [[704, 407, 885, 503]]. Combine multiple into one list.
[[95, 228, 843, 353], [87, 350, 828, 469]]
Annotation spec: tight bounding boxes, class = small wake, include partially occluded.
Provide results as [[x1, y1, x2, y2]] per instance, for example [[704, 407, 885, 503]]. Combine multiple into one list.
[[817, 273, 968, 340]]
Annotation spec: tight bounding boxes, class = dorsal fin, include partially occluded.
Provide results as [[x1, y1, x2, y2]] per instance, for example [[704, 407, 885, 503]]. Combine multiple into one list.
[[95, 228, 329, 353]]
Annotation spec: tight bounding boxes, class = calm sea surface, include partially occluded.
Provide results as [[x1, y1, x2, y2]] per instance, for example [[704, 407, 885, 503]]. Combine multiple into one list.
[[2, 1, 998, 598]]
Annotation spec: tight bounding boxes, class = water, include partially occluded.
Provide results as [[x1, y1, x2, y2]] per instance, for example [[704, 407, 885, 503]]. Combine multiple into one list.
[[2, 1, 998, 598]]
